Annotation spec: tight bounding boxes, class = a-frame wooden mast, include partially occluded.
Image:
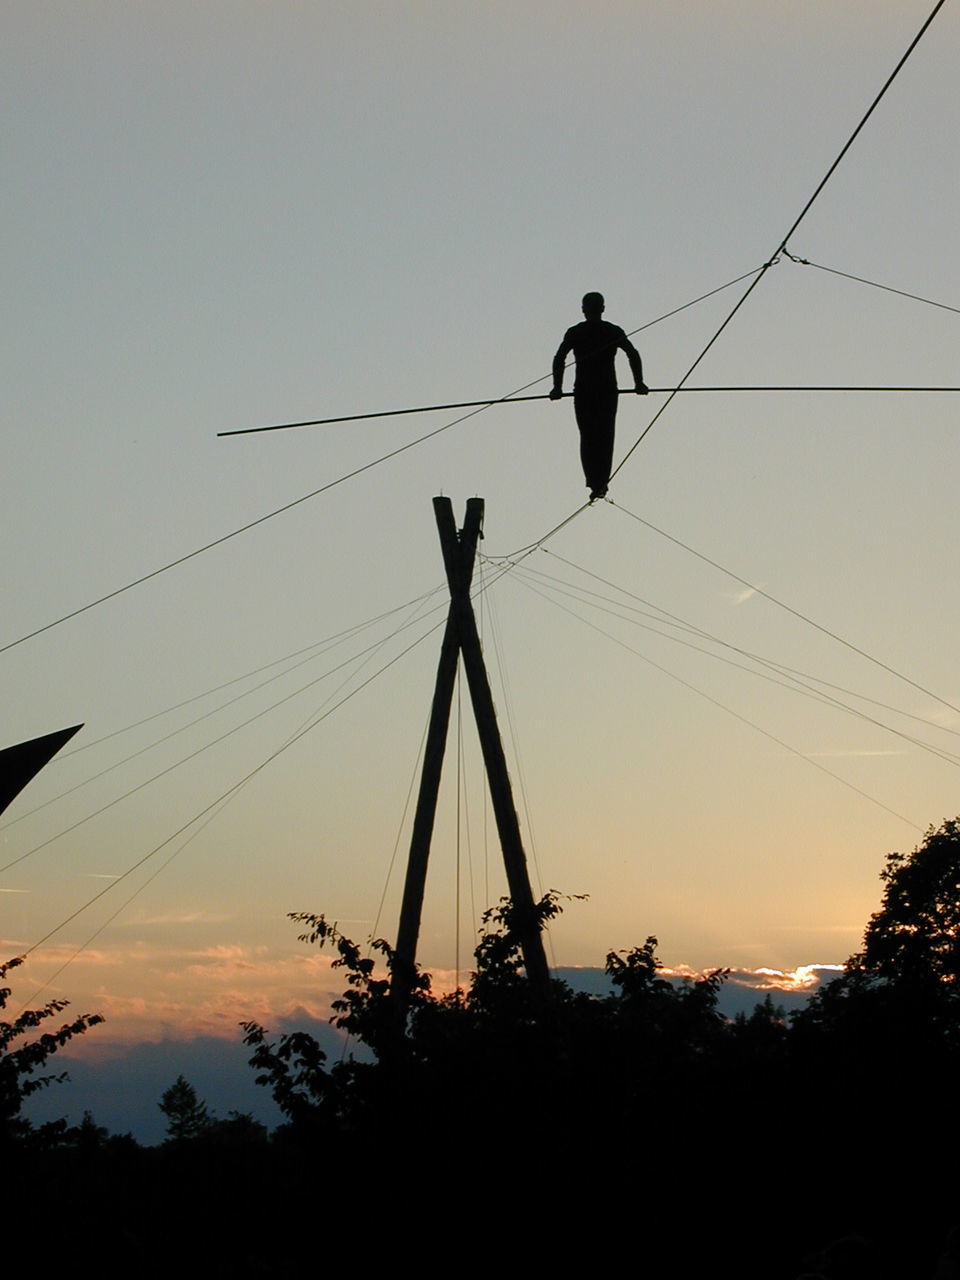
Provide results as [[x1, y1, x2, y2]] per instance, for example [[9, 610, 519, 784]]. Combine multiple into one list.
[[393, 497, 550, 997]]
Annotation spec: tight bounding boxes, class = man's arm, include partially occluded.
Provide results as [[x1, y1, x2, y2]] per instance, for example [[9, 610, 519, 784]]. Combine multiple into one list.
[[619, 331, 648, 394], [550, 332, 573, 400]]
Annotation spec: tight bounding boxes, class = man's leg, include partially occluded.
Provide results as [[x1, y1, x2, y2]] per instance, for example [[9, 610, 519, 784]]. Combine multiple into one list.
[[593, 394, 617, 496], [574, 393, 617, 498]]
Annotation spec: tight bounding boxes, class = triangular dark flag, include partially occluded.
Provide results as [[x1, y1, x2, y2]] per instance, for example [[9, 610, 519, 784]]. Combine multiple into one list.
[[0, 724, 83, 817]]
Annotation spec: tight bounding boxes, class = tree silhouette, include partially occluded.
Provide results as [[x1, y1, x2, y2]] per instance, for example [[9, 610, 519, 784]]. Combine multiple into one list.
[[856, 816, 960, 992], [0, 955, 103, 1143], [796, 817, 960, 1061], [158, 1075, 211, 1142], [242, 893, 731, 1149]]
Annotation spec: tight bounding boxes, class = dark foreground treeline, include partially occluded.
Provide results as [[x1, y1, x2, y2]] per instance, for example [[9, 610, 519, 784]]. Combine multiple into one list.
[[4, 821, 960, 1279]]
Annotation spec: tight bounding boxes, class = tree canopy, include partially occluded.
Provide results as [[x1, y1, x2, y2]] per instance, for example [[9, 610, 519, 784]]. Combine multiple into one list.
[[7, 824, 960, 1276], [856, 816, 960, 992], [158, 1075, 211, 1142], [1, 954, 103, 1144]]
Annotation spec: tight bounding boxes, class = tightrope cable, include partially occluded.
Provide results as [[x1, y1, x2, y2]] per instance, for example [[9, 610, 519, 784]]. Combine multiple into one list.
[[511, 572, 921, 831], [55, 588, 445, 762], [21, 611, 447, 955], [1, 594, 450, 876], [1, 586, 447, 831], [221, 383, 960, 435], [608, 498, 960, 719], [538, 547, 960, 741], [507, 559, 960, 769], [611, 0, 948, 482], [783, 250, 960, 316], [2, 274, 759, 659], [219, 268, 765, 438]]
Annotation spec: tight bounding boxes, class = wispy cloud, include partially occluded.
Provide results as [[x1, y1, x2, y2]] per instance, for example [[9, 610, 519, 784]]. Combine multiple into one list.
[[743, 963, 844, 992], [766, 924, 863, 934], [660, 961, 844, 993], [185, 945, 269, 962], [919, 705, 960, 729], [729, 587, 758, 605], [6, 927, 853, 1053], [119, 910, 231, 927], [21, 944, 128, 969], [803, 749, 904, 759], [5, 936, 357, 1047]]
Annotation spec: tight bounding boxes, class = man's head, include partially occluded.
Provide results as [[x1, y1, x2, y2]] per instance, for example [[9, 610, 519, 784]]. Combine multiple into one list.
[[581, 292, 605, 320]]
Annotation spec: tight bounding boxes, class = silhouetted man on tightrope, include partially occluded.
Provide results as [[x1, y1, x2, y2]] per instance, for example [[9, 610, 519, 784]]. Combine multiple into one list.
[[551, 292, 648, 501]]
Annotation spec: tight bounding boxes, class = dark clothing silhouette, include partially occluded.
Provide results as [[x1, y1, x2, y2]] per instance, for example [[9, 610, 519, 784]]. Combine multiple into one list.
[[572, 386, 620, 501], [552, 312, 646, 499]]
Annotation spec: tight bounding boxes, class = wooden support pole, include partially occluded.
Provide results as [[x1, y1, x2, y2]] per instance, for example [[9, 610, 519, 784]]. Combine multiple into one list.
[[393, 497, 550, 1004], [451, 500, 551, 995], [394, 499, 480, 993], [394, 621, 460, 985]]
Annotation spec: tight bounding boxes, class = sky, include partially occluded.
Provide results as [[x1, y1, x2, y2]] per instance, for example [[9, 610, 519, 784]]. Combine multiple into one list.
[[3, 1, 959, 1077]]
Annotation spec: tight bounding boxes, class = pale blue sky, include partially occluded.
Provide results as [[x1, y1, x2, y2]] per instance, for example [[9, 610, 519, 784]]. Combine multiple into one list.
[[2, 1, 958, 1041]]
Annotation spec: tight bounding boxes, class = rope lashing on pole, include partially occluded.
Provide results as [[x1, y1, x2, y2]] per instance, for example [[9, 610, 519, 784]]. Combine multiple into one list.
[[218, 386, 960, 438]]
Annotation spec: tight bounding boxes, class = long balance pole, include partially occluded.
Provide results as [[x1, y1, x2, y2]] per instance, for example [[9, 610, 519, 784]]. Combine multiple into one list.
[[217, 386, 960, 437]]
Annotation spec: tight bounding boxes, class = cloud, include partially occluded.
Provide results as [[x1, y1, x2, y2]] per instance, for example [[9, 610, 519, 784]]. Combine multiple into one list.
[[655, 961, 844, 994], [730, 587, 758, 605], [28, 945, 128, 969], [80, 984, 341, 1046], [118, 910, 231, 927], [655, 961, 841, 992], [183, 958, 257, 978], [557, 962, 847, 1008], [658, 962, 702, 980], [803, 749, 904, 759], [185, 944, 268, 962], [732, 963, 844, 993], [765, 924, 863, 934], [918, 705, 960, 729], [23, 1023, 341, 1144], [3, 935, 362, 1047], [7, 920, 849, 1055]]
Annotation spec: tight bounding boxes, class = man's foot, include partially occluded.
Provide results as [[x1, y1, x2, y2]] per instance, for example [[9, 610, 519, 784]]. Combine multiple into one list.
[[589, 485, 608, 502]]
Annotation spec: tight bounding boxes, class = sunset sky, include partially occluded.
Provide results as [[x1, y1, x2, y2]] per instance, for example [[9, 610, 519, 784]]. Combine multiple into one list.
[[3, 1, 958, 1069]]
